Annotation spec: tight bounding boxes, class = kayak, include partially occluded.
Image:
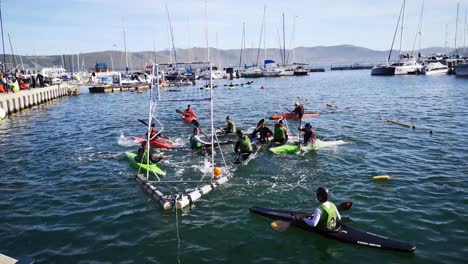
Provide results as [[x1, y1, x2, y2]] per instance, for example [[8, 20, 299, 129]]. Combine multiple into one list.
[[249, 206, 416, 252], [183, 115, 197, 123], [234, 144, 261, 165], [125, 152, 166, 176], [269, 112, 320, 120], [132, 136, 173, 149], [269, 143, 323, 154]]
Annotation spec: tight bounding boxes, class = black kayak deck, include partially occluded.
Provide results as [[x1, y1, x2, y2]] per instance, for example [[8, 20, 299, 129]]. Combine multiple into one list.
[[250, 206, 416, 252]]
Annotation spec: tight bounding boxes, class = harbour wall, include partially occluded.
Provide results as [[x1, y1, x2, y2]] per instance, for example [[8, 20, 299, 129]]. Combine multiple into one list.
[[0, 84, 70, 115]]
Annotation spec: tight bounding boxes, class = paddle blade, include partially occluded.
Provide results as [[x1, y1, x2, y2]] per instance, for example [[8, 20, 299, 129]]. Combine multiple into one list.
[[175, 109, 184, 114], [138, 119, 148, 126], [271, 220, 291, 232], [191, 120, 200, 128], [337, 201, 352, 212], [256, 118, 265, 128]]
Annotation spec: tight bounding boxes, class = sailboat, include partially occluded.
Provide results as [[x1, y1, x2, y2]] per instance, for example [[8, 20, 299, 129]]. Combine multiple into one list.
[[371, 0, 421, 76]]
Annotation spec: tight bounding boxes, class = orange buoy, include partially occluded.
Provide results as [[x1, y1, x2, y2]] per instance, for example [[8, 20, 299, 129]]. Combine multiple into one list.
[[214, 167, 222, 177]]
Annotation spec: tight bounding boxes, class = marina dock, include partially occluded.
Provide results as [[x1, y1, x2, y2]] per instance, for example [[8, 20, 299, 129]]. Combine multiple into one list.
[[88, 83, 150, 93], [0, 84, 70, 115]]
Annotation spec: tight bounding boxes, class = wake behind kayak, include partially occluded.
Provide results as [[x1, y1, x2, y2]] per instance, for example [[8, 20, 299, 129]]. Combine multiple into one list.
[[250, 206, 416, 252]]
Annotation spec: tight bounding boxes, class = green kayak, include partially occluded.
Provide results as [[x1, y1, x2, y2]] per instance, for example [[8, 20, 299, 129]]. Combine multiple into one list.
[[269, 143, 323, 154], [125, 152, 166, 176]]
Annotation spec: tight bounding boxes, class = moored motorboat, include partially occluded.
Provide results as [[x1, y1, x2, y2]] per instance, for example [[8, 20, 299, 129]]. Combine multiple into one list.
[[421, 62, 449, 75]]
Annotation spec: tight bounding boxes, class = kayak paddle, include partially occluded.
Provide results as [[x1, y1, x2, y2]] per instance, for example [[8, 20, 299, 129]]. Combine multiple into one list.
[[138, 119, 149, 126], [175, 109, 184, 114], [271, 201, 353, 232]]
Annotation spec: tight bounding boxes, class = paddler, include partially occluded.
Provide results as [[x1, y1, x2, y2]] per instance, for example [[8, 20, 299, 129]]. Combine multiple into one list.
[[135, 141, 164, 164], [251, 123, 273, 143], [302, 187, 341, 231], [221, 116, 236, 134], [182, 104, 197, 120], [234, 129, 253, 163], [190, 128, 211, 150], [298, 123, 317, 145], [148, 124, 171, 141], [291, 102, 305, 119], [273, 119, 288, 144]]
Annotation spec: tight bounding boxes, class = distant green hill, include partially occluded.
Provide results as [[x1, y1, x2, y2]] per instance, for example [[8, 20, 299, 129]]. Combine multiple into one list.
[[2, 45, 458, 71]]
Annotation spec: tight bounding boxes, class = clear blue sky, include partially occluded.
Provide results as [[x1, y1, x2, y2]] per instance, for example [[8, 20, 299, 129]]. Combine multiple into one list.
[[2, 0, 467, 55]]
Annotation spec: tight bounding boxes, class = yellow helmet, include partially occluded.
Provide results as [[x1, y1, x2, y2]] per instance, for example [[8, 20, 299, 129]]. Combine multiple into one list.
[[295, 102, 300, 106]]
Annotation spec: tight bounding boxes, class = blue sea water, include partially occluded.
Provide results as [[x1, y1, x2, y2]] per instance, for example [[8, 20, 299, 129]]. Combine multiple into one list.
[[0, 70, 467, 263]]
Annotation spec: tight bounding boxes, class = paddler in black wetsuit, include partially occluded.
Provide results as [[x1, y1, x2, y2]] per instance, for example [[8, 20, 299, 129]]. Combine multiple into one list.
[[251, 123, 273, 143], [301, 187, 341, 231], [135, 141, 164, 164], [234, 129, 253, 163], [298, 123, 317, 145]]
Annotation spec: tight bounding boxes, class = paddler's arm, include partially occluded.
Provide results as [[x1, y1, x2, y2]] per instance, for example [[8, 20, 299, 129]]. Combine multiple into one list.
[[303, 208, 322, 227]]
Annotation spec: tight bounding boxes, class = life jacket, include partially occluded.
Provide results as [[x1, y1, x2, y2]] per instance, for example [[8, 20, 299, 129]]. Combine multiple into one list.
[[238, 135, 253, 153], [274, 125, 287, 142], [226, 121, 236, 133], [298, 105, 305, 116], [190, 135, 202, 149], [184, 109, 196, 118], [318, 202, 339, 230]]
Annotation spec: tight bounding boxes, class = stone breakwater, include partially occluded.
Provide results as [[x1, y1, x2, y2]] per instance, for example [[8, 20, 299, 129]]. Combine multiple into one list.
[[0, 84, 70, 115]]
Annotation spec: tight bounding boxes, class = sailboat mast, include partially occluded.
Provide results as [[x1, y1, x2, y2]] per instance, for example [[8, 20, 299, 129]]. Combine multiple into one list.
[[455, 0, 460, 55], [205, 0, 209, 62], [464, 10, 467, 55], [264, 6, 267, 65], [411, 0, 424, 56], [123, 20, 128, 70], [292, 16, 297, 64], [387, 1, 404, 64], [166, 4, 178, 69], [255, 6, 266, 67], [216, 32, 219, 66], [399, 0, 405, 59], [239, 23, 244, 69], [8, 33, 16, 67], [282, 13, 286, 65], [0, 1, 5, 71]]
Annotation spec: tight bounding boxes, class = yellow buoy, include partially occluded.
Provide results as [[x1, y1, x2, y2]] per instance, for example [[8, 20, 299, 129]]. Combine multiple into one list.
[[373, 175, 390, 180], [271, 222, 278, 228], [213, 167, 222, 177]]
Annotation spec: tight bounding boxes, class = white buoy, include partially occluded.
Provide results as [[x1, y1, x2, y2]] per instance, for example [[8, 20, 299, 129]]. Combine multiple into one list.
[[0, 107, 6, 120]]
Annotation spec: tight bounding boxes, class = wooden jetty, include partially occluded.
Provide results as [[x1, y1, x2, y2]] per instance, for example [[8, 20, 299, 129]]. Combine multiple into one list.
[[88, 83, 150, 93], [0, 84, 70, 115]]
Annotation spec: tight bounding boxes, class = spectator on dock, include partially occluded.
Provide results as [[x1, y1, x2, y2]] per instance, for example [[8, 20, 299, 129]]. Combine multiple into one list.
[[18, 77, 28, 90], [30, 75, 37, 88], [0, 73, 6, 93], [36, 73, 45, 87]]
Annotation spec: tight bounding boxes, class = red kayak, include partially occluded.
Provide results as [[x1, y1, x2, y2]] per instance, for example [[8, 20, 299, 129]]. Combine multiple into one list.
[[270, 112, 320, 120], [132, 136, 173, 149], [183, 115, 196, 123]]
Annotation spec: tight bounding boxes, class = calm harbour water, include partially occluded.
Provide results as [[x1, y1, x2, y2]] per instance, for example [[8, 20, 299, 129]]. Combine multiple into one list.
[[0, 70, 467, 263]]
